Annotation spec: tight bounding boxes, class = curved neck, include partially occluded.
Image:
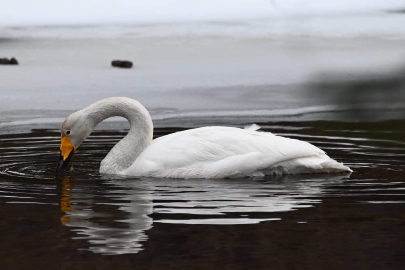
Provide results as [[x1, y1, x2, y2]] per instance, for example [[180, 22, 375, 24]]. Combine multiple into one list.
[[83, 97, 153, 174]]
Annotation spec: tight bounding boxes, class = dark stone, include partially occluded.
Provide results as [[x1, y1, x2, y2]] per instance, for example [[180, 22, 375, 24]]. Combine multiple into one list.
[[111, 60, 121, 67], [111, 60, 133, 68], [0, 58, 10, 65], [9, 57, 18, 65], [120, 61, 133, 68]]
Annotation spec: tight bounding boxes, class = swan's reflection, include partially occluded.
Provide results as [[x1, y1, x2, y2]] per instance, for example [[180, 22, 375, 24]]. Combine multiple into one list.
[[60, 174, 349, 255], [60, 176, 153, 255]]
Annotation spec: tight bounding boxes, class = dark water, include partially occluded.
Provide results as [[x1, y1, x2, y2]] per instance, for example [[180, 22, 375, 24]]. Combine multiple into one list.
[[1, 121, 405, 269]]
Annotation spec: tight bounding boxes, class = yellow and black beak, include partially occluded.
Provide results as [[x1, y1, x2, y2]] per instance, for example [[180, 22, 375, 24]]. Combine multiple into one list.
[[56, 135, 76, 174]]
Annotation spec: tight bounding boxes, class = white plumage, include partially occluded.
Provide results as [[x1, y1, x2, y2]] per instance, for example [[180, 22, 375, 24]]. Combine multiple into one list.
[[124, 126, 351, 178], [58, 97, 352, 178]]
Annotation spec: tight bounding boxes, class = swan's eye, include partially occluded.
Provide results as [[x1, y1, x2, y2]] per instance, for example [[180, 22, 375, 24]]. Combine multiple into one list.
[[66, 130, 71, 135]]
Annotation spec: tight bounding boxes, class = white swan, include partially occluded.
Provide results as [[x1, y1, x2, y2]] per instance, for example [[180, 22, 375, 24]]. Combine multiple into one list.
[[56, 97, 352, 178]]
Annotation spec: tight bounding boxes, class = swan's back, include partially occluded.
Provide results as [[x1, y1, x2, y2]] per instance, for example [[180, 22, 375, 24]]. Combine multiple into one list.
[[123, 126, 351, 178]]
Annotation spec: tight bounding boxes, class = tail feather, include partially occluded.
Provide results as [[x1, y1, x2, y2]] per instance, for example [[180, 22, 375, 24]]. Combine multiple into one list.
[[263, 154, 352, 175], [244, 124, 261, 131]]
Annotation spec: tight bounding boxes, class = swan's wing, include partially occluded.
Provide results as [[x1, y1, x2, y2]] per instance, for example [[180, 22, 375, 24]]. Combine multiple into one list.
[[125, 126, 347, 178]]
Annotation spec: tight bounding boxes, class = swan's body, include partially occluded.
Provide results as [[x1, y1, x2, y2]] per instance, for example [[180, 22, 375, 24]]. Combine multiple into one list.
[[57, 97, 352, 178]]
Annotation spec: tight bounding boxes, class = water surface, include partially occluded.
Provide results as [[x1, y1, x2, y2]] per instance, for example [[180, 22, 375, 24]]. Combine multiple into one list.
[[1, 120, 404, 269]]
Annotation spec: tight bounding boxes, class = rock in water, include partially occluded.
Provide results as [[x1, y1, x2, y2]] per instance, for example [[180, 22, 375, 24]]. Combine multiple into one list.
[[119, 61, 133, 68], [0, 58, 10, 65], [111, 60, 133, 68], [9, 58, 18, 65], [0, 57, 18, 65]]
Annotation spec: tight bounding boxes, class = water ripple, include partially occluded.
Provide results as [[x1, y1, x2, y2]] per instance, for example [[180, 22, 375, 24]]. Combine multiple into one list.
[[0, 121, 404, 255]]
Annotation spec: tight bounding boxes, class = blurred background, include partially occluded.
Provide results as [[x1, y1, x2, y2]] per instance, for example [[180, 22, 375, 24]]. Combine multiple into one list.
[[1, 0, 405, 127], [1, 0, 405, 25]]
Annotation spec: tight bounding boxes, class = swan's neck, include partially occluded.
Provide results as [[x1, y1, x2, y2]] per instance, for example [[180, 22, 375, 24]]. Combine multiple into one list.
[[84, 97, 153, 174]]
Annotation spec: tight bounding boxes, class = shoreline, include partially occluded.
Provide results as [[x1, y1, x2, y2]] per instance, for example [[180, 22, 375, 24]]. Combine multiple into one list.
[[1, 16, 405, 131], [1, 105, 404, 135]]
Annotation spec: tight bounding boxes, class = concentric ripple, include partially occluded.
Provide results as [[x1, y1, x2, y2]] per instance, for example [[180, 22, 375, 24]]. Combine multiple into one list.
[[0, 120, 404, 255]]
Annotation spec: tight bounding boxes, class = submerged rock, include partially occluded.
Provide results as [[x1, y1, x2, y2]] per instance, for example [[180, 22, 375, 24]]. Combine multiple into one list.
[[111, 60, 133, 68]]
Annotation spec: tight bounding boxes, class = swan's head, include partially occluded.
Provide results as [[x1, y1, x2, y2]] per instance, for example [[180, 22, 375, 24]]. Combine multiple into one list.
[[56, 110, 93, 173]]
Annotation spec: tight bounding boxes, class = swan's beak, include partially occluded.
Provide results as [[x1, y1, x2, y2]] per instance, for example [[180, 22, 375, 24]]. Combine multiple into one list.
[[56, 135, 76, 174]]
